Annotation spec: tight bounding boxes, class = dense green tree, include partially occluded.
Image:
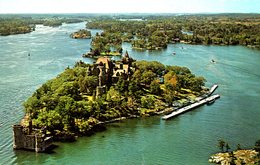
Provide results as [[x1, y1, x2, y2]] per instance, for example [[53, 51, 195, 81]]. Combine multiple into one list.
[[34, 109, 63, 132], [115, 77, 128, 94], [23, 96, 40, 114], [106, 87, 121, 106], [134, 61, 165, 75], [128, 80, 142, 97], [141, 96, 155, 109], [150, 80, 162, 95], [78, 75, 98, 94], [254, 140, 260, 152], [132, 69, 142, 82], [188, 76, 206, 92], [55, 82, 80, 100], [218, 139, 226, 152], [236, 143, 241, 150], [141, 70, 157, 85], [164, 71, 178, 90], [225, 143, 231, 152]]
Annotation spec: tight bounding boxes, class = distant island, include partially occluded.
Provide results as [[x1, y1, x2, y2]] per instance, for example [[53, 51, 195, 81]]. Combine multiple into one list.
[[15, 52, 207, 149], [1, 14, 259, 50], [70, 29, 91, 39], [86, 14, 260, 49], [0, 15, 84, 36], [0, 18, 35, 36]]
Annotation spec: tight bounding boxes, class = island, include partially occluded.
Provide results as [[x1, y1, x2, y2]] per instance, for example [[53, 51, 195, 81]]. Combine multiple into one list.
[[86, 14, 260, 49], [209, 139, 260, 164], [0, 17, 35, 36], [0, 15, 84, 36], [70, 29, 91, 39], [13, 52, 208, 152], [83, 31, 123, 58]]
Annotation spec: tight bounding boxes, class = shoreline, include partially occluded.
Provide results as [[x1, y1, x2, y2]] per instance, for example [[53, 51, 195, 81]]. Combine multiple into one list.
[[18, 88, 208, 144], [82, 52, 122, 58]]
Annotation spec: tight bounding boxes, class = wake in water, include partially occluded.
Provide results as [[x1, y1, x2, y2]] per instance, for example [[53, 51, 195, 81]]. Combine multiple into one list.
[[216, 61, 260, 79]]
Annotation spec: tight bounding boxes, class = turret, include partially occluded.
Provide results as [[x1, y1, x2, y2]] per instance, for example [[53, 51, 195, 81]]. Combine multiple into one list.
[[12, 125, 24, 149]]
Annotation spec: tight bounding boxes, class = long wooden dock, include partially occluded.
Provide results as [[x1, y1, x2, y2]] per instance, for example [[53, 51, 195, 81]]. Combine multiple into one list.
[[162, 94, 220, 120]]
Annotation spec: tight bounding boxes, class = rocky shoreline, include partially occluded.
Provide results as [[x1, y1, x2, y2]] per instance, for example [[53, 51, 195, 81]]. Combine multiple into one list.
[[209, 150, 260, 164]]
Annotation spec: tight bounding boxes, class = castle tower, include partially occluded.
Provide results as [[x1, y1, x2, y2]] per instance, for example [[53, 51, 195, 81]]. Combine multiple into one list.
[[125, 50, 129, 58], [97, 65, 105, 86], [12, 125, 24, 149], [96, 65, 107, 97]]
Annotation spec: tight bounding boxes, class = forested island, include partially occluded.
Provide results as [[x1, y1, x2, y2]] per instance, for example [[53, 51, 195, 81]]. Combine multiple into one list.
[[83, 31, 123, 57], [0, 14, 84, 36], [83, 14, 260, 58], [2, 13, 259, 49], [86, 14, 260, 50], [0, 17, 35, 36], [70, 29, 92, 39], [21, 53, 207, 141]]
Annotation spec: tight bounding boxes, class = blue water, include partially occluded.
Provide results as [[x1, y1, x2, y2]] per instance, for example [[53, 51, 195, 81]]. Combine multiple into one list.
[[1, 22, 260, 165]]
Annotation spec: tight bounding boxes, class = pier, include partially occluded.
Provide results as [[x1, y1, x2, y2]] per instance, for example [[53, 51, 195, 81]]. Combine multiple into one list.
[[162, 85, 220, 120], [162, 94, 220, 120], [208, 84, 218, 96]]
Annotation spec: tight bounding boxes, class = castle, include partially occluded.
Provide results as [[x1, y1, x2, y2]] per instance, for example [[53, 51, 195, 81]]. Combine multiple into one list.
[[88, 51, 134, 97]]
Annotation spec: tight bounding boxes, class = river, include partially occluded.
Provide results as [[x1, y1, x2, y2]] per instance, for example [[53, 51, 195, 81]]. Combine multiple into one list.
[[0, 22, 260, 165]]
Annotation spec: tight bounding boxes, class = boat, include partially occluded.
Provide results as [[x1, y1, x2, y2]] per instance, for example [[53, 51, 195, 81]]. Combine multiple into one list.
[[207, 99, 215, 105], [173, 52, 176, 55]]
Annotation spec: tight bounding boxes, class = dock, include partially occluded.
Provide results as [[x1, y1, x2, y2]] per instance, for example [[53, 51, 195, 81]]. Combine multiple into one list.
[[208, 84, 218, 96], [162, 94, 220, 120], [162, 84, 220, 120]]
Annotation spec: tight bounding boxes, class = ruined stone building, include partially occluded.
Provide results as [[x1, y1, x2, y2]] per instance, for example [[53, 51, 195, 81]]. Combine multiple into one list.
[[13, 124, 52, 152]]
